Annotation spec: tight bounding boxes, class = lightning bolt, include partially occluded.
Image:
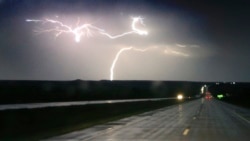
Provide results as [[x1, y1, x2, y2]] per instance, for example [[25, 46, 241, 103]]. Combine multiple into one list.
[[100, 17, 148, 38], [26, 16, 193, 81], [110, 46, 191, 81], [26, 17, 148, 42], [110, 46, 157, 81], [164, 48, 189, 57]]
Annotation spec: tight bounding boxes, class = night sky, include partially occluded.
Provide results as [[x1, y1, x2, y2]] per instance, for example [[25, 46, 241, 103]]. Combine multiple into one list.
[[0, 0, 250, 81]]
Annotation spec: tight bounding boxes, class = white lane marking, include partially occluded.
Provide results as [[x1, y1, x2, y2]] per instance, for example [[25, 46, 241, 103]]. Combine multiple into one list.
[[183, 128, 190, 136], [232, 111, 250, 124], [217, 100, 250, 124]]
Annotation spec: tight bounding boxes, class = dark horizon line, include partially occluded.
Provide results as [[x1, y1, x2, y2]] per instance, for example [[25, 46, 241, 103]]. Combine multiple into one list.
[[0, 79, 248, 83]]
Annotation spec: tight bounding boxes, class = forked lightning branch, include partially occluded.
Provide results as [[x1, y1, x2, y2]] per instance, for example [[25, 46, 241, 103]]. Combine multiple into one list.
[[26, 17, 148, 42]]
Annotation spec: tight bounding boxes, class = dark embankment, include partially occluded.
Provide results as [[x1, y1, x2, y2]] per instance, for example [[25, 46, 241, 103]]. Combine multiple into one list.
[[0, 80, 203, 104], [209, 82, 250, 108]]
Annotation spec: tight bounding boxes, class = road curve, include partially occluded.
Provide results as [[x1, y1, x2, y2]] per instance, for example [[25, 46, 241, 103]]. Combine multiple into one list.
[[45, 98, 250, 141]]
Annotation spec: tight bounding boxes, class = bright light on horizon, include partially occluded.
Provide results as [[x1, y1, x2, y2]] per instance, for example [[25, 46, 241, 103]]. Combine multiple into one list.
[[177, 94, 183, 100]]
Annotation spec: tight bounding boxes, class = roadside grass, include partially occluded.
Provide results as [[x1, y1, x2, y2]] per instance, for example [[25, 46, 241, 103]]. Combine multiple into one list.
[[220, 97, 250, 109], [0, 99, 185, 141]]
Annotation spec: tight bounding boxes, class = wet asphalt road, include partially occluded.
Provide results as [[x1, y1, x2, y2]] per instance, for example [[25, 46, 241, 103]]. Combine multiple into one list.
[[45, 98, 250, 141]]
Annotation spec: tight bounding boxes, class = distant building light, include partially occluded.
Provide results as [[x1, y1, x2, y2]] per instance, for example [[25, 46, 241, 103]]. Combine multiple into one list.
[[217, 94, 224, 99]]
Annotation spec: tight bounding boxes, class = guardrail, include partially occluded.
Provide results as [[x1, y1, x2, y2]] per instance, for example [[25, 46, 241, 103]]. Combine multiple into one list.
[[0, 97, 179, 110]]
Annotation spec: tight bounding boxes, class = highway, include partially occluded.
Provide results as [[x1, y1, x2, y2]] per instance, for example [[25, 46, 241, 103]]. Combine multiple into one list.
[[45, 98, 250, 141]]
